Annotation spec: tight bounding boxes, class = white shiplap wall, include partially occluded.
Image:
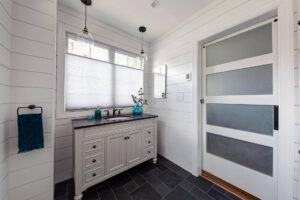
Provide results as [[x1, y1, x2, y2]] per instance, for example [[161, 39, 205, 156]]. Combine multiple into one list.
[[0, 0, 12, 199], [54, 4, 151, 183], [7, 0, 56, 200], [294, 0, 300, 199]]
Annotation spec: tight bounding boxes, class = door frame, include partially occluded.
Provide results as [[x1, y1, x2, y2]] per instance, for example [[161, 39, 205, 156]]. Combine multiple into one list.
[[191, 1, 294, 199]]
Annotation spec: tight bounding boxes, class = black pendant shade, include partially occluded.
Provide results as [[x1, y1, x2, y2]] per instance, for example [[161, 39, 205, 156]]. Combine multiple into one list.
[[81, 0, 92, 6]]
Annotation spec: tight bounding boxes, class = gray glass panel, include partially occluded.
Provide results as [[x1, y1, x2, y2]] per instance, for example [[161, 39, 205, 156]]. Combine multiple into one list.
[[206, 64, 273, 96], [207, 133, 273, 176], [206, 23, 272, 67], [207, 103, 273, 135]]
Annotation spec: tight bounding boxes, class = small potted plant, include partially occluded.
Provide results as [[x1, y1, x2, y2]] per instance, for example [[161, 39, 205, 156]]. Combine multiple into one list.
[[131, 88, 147, 115]]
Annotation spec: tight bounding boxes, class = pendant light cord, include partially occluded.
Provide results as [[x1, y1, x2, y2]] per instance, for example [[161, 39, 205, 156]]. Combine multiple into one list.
[[141, 33, 144, 52], [85, 5, 87, 29]]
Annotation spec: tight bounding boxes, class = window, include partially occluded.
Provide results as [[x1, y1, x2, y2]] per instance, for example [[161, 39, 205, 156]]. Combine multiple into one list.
[[65, 33, 144, 111]]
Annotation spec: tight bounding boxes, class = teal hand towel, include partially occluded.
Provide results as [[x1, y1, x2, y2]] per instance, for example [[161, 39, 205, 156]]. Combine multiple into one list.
[[17, 113, 44, 153]]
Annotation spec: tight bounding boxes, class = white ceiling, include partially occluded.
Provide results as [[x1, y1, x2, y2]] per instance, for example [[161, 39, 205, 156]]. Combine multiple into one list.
[[58, 0, 213, 42]]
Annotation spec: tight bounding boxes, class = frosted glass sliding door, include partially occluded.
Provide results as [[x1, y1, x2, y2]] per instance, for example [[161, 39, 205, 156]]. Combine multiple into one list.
[[202, 18, 278, 200]]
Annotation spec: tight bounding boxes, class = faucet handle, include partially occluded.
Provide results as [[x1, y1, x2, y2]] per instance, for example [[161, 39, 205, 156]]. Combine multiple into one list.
[[112, 108, 118, 116], [118, 109, 123, 115], [103, 109, 110, 118]]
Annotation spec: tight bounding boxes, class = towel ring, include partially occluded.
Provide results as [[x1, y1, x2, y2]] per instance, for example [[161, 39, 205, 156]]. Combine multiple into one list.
[[17, 105, 43, 116]]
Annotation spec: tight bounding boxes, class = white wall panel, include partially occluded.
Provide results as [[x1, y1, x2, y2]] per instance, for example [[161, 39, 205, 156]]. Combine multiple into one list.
[[12, 3, 54, 30], [0, 1, 11, 199], [11, 70, 53, 88], [6, 1, 56, 199], [9, 177, 52, 200]]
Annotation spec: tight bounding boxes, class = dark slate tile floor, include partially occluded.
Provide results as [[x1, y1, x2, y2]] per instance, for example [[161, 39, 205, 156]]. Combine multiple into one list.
[[55, 155, 241, 200]]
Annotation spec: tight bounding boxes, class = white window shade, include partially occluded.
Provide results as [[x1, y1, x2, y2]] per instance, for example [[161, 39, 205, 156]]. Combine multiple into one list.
[[115, 65, 143, 107], [65, 55, 144, 110], [65, 54, 114, 110]]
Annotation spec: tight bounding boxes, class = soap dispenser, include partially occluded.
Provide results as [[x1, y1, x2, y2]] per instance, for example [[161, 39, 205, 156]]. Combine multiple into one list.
[[95, 106, 101, 119]]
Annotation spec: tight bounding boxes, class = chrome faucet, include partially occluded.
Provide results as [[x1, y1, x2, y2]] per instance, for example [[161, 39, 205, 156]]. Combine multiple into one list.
[[112, 108, 118, 116]]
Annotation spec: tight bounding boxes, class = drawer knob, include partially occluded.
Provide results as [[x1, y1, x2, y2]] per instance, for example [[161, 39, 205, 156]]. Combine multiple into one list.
[[93, 173, 96, 177], [92, 159, 96, 163], [148, 141, 151, 144], [92, 145, 97, 149], [148, 131, 151, 134], [148, 151, 151, 154]]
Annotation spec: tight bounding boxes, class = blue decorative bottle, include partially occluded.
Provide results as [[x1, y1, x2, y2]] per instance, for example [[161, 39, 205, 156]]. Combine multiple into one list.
[[95, 106, 101, 119], [132, 103, 143, 115]]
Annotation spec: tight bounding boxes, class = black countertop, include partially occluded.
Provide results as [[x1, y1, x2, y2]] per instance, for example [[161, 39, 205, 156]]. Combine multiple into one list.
[[72, 113, 158, 129]]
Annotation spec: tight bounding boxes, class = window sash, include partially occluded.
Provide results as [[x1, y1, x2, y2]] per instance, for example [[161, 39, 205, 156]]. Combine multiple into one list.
[[66, 32, 143, 69], [65, 52, 144, 111]]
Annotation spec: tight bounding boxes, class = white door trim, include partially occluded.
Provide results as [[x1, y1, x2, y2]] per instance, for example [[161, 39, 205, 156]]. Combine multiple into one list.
[[191, 1, 294, 199]]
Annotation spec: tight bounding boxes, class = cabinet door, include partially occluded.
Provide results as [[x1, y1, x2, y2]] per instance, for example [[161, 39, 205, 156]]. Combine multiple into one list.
[[127, 130, 142, 166], [106, 133, 126, 175]]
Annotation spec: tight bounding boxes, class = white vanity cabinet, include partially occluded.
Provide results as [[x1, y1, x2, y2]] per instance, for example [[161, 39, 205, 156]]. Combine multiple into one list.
[[72, 117, 157, 200]]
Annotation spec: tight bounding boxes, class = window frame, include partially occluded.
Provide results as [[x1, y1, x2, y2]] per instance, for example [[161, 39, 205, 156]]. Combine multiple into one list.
[[56, 26, 145, 119]]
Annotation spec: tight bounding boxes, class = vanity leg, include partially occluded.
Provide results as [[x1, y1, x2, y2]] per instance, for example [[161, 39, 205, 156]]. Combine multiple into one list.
[[153, 156, 157, 164], [74, 194, 83, 200]]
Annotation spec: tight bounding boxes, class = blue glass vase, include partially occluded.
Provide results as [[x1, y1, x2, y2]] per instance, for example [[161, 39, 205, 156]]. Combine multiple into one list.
[[132, 103, 143, 115]]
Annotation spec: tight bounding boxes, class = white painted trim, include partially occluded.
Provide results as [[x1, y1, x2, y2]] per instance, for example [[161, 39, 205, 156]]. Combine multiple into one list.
[[205, 53, 274, 75], [277, 0, 295, 199], [192, 41, 200, 176], [51, 1, 57, 199]]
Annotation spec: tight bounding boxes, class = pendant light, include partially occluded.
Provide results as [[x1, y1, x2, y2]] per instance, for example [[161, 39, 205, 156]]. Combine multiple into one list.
[[139, 26, 147, 63], [76, 0, 94, 45]]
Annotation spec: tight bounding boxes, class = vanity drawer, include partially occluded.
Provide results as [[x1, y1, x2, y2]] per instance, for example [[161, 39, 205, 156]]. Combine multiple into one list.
[[84, 154, 104, 169], [84, 139, 104, 154], [144, 146, 154, 157], [144, 136, 154, 147], [84, 166, 104, 184], [143, 128, 154, 138]]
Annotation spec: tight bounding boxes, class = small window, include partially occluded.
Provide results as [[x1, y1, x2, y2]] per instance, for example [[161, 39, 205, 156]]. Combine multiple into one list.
[[67, 35, 109, 62], [115, 52, 143, 69], [91, 45, 109, 62]]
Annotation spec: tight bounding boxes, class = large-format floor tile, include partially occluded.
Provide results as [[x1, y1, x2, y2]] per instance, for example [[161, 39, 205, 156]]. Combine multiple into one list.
[[143, 171, 162, 188], [208, 188, 231, 200], [82, 186, 99, 200], [130, 173, 147, 186], [124, 181, 139, 193], [179, 180, 194, 192], [156, 183, 172, 197], [130, 183, 161, 200], [114, 187, 132, 200], [55, 155, 242, 200], [55, 180, 68, 198], [190, 187, 214, 200], [109, 172, 132, 190], [159, 170, 183, 189], [165, 186, 196, 200], [187, 175, 213, 192]]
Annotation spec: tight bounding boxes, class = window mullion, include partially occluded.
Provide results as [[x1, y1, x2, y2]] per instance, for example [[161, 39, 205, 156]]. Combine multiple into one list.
[[110, 49, 116, 108]]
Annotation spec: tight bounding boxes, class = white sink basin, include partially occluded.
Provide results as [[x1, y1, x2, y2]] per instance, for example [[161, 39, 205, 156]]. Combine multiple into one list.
[[107, 116, 131, 121]]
